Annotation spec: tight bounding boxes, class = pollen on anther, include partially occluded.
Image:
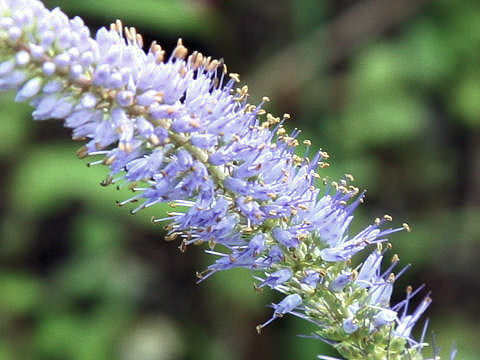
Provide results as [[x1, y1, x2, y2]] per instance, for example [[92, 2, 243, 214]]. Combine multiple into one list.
[[229, 73, 240, 83], [76, 146, 88, 159], [136, 33, 144, 48], [116, 19, 123, 34], [320, 151, 330, 159], [207, 59, 220, 72], [173, 38, 188, 59]]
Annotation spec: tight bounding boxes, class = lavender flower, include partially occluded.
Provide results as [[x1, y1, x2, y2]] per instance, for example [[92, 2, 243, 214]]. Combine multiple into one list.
[[0, 1, 456, 359]]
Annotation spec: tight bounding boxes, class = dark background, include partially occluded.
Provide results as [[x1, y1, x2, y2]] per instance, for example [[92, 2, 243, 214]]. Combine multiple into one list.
[[0, 0, 479, 359]]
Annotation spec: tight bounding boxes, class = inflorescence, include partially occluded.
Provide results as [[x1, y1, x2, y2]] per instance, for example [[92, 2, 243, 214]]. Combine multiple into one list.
[[0, 1, 457, 359]]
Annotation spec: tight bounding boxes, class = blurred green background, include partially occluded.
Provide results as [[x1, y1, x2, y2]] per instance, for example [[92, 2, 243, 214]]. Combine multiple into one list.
[[0, 0, 479, 359]]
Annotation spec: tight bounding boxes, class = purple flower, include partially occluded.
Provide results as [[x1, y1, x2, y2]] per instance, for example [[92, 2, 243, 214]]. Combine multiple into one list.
[[342, 318, 358, 334], [329, 272, 351, 292], [257, 294, 303, 332], [272, 227, 299, 248], [0, 1, 448, 357], [301, 270, 322, 287], [258, 268, 292, 289]]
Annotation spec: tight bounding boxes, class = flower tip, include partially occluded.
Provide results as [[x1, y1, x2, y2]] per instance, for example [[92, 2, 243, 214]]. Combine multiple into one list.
[[173, 38, 188, 59], [76, 145, 88, 159], [99, 176, 113, 187], [229, 73, 240, 82]]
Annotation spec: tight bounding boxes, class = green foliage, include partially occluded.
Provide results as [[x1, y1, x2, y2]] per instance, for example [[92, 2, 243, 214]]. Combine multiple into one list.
[[10, 142, 169, 224], [0, 272, 43, 315], [0, 94, 30, 155], [1, 0, 480, 359], [44, 0, 220, 38]]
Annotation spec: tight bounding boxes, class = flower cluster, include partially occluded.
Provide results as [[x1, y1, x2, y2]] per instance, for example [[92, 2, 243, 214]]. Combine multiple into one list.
[[0, 0, 457, 359]]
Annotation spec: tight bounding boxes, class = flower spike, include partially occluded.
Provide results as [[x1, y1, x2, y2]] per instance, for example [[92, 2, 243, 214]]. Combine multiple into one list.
[[0, 1, 456, 359]]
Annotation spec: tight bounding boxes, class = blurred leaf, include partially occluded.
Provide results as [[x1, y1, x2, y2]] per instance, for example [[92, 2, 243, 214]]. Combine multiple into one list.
[[0, 93, 31, 156], [184, 324, 238, 360], [431, 314, 480, 360], [284, 317, 337, 359], [9, 142, 169, 226], [119, 317, 184, 360], [70, 213, 126, 254], [34, 306, 130, 360], [44, 0, 220, 38], [56, 234, 146, 303], [392, 207, 480, 266], [451, 71, 480, 127], [351, 44, 407, 95], [292, 0, 326, 37], [0, 273, 43, 315], [441, 0, 480, 61], [204, 266, 264, 311], [0, 216, 36, 257], [342, 91, 427, 149], [0, 343, 13, 360], [401, 20, 454, 86]]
